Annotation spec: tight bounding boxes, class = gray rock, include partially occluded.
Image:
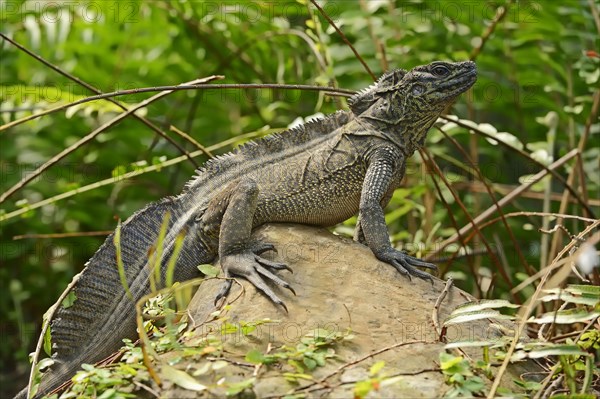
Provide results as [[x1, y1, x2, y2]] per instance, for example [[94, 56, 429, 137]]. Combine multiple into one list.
[[178, 224, 535, 398]]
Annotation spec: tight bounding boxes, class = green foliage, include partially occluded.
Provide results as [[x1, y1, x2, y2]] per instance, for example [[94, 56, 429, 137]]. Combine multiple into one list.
[[244, 328, 353, 382], [439, 352, 486, 397], [442, 283, 600, 397], [1, 0, 598, 396]]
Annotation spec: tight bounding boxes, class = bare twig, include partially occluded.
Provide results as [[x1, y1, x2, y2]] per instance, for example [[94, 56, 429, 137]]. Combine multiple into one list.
[[549, 90, 600, 263], [421, 149, 515, 300], [439, 117, 595, 218], [436, 126, 533, 277], [298, 340, 432, 393], [0, 77, 222, 204], [169, 125, 214, 158], [0, 129, 273, 222], [13, 231, 113, 240], [0, 33, 200, 168], [433, 278, 454, 339], [470, 1, 513, 60], [0, 83, 353, 133], [488, 220, 600, 398], [431, 149, 582, 257], [310, 0, 376, 81]]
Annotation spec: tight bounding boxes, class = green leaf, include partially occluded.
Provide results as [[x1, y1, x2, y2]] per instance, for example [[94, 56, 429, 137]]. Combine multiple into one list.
[[43, 327, 52, 357], [161, 364, 207, 392], [439, 353, 471, 376], [527, 310, 600, 324], [461, 376, 485, 393], [303, 356, 317, 370], [61, 291, 77, 308], [226, 377, 255, 396], [197, 264, 220, 277], [369, 361, 385, 376], [245, 349, 264, 364], [354, 380, 374, 399], [443, 309, 514, 325], [451, 299, 520, 314], [511, 345, 587, 361], [283, 373, 313, 382]]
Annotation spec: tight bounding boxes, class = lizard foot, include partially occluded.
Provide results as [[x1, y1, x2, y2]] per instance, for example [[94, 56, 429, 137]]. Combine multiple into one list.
[[377, 249, 437, 284], [214, 250, 294, 311]]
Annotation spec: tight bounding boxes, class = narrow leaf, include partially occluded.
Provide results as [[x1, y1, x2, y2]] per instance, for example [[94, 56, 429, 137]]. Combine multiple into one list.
[[114, 221, 133, 301], [198, 264, 220, 277], [162, 364, 207, 391]]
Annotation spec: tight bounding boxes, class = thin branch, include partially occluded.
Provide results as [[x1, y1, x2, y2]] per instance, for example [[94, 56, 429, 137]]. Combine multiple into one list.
[[549, 90, 600, 261], [470, 0, 513, 60], [310, 0, 376, 81], [298, 340, 433, 393], [12, 231, 113, 240], [0, 33, 200, 168], [0, 129, 273, 222], [488, 220, 600, 398], [429, 148, 581, 257], [588, 0, 600, 36], [0, 77, 221, 204], [440, 116, 595, 217], [0, 83, 354, 133], [421, 149, 516, 300], [435, 126, 534, 277], [169, 125, 214, 158], [433, 277, 454, 339]]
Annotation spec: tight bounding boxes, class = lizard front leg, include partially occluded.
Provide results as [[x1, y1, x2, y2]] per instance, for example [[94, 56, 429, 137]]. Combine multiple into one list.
[[359, 146, 437, 282], [201, 178, 294, 310]]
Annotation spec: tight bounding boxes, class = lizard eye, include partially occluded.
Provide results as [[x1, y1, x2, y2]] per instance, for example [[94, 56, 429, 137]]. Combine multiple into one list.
[[412, 84, 425, 95], [431, 64, 450, 77]]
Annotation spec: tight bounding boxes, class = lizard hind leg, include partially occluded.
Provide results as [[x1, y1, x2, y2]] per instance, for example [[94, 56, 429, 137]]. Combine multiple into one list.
[[211, 178, 294, 310]]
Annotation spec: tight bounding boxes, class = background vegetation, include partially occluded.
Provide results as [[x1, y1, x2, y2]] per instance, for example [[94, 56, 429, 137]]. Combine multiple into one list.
[[1, 0, 598, 397]]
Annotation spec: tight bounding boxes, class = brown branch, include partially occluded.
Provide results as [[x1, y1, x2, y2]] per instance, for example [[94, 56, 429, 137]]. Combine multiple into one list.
[[0, 33, 201, 168], [0, 83, 354, 133], [452, 181, 600, 207], [12, 231, 113, 240], [169, 125, 214, 158], [0, 77, 221, 204], [297, 340, 433, 393], [435, 126, 534, 277], [310, 0, 376, 81], [433, 277, 454, 339], [440, 117, 595, 217], [488, 220, 600, 398], [549, 90, 600, 261], [430, 149, 581, 257], [421, 149, 516, 301], [470, 0, 513, 60]]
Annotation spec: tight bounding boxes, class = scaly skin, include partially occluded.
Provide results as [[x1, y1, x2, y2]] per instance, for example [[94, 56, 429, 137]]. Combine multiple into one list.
[[18, 60, 476, 398]]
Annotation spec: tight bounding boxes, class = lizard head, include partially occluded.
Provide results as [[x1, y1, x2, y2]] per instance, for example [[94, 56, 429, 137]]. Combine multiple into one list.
[[363, 60, 477, 152]]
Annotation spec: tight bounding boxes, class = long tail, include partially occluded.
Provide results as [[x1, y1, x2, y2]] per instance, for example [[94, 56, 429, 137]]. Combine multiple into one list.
[[17, 194, 213, 398]]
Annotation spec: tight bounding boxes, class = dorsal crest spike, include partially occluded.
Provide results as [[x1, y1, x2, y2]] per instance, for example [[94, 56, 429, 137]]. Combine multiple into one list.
[[182, 110, 352, 193]]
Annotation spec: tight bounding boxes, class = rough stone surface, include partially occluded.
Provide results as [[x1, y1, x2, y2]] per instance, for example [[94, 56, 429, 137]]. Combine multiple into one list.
[[179, 223, 534, 398]]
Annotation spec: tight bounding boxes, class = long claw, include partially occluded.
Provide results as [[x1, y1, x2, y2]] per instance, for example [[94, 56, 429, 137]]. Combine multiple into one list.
[[377, 249, 435, 284], [255, 264, 295, 294], [256, 256, 293, 273], [405, 256, 438, 272], [214, 279, 233, 306], [217, 248, 293, 311], [244, 272, 287, 310]]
